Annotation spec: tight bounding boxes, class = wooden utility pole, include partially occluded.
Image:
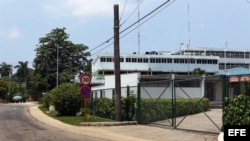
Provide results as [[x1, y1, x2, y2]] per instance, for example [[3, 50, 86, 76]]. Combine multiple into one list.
[[114, 4, 122, 121]]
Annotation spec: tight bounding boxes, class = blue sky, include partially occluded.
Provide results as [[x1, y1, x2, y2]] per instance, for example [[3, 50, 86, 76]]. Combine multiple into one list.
[[1, 0, 250, 70]]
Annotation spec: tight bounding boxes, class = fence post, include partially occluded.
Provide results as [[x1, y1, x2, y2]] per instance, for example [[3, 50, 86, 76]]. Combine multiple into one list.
[[90, 91, 93, 115], [127, 85, 130, 97], [171, 73, 176, 128], [112, 88, 115, 99], [125, 85, 130, 120], [221, 74, 228, 130], [136, 83, 141, 124]]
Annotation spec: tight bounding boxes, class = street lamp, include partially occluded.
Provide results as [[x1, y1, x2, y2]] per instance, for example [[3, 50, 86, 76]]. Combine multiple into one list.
[[56, 44, 59, 86], [56, 44, 63, 86]]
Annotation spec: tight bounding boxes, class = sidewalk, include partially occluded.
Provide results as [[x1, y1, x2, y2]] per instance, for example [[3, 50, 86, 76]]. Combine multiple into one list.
[[28, 103, 219, 141]]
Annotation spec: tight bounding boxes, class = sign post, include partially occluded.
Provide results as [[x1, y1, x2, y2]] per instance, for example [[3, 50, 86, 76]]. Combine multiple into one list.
[[79, 73, 92, 122]]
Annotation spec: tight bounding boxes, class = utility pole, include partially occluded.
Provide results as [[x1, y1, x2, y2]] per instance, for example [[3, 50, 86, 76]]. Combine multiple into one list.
[[114, 4, 122, 121]]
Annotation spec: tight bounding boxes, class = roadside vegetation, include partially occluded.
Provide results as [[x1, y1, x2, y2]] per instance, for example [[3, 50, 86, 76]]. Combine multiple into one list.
[[223, 94, 250, 125], [0, 27, 91, 103], [38, 106, 114, 126]]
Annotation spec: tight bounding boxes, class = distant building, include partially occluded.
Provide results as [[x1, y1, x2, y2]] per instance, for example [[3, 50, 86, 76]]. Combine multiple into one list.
[[88, 47, 250, 102], [172, 46, 250, 74], [92, 47, 250, 76], [92, 51, 219, 76]]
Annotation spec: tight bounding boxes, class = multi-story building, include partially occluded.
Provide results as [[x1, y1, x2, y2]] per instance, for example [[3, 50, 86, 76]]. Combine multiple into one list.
[[91, 47, 250, 76], [172, 47, 250, 74]]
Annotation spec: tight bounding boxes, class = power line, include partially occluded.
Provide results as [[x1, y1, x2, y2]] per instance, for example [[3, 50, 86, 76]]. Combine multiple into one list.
[[120, 0, 144, 27], [88, 0, 174, 55], [91, 0, 175, 57], [119, 0, 128, 21]]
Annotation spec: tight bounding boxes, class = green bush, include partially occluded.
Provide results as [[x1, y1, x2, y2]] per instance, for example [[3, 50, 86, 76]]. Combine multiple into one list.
[[92, 96, 136, 121], [140, 98, 209, 123], [122, 95, 136, 121], [50, 83, 82, 116], [39, 93, 51, 109], [223, 94, 250, 125], [93, 98, 115, 119]]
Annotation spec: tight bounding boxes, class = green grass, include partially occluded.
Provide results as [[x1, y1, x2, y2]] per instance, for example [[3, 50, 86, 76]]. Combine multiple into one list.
[[39, 106, 114, 126]]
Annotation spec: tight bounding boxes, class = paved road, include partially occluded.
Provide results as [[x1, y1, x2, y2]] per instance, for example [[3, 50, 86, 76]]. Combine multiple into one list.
[[0, 103, 107, 141], [28, 102, 219, 141]]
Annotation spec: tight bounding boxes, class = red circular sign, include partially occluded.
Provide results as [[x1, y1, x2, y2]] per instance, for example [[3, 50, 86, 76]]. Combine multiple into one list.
[[80, 74, 91, 85], [80, 85, 92, 98]]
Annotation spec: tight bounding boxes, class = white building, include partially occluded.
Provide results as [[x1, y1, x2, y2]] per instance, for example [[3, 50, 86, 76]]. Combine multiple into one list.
[[92, 51, 219, 76], [172, 47, 250, 74], [88, 47, 250, 102], [92, 47, 250, 76]]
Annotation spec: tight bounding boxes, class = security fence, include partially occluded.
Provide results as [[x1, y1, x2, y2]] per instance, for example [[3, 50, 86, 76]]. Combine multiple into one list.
[[90, 73, 250, 134]]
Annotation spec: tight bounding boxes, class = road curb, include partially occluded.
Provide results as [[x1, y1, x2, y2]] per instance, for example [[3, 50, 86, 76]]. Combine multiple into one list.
[[80, 121, 138, 126]]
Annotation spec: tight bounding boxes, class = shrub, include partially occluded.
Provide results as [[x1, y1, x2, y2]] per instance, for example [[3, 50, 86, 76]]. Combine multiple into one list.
[[50, 83, 82, 116], [39, 93, 51, 109], [223, 94, 250, 125], [92, 96, 137, 121], [140, 98, 210, 123]]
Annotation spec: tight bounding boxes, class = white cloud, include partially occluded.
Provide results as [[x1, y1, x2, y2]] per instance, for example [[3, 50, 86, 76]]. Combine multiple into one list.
[[42, 0, 135, 22], [0, 26, 21, 39]]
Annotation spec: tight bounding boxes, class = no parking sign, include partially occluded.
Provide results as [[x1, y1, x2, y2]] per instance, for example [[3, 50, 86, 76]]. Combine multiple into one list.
[[80, 85, 92, 98]]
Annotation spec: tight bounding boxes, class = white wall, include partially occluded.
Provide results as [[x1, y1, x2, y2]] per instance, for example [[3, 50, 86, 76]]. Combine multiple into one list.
[[92, 73, 140, 98], [140, 87, 202, 99]]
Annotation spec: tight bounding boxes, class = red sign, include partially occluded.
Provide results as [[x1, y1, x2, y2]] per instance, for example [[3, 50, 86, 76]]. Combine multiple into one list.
[[80, 85, 92, 98], [80, 74, 91, 85], [230, 76, 240, 82]]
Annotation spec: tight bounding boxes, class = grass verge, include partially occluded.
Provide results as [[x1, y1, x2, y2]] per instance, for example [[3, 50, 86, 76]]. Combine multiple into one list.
[[38, 106, 114, 126]]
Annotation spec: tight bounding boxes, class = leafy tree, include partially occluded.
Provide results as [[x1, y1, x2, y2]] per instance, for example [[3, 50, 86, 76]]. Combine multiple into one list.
[[28, 70, 45, 100], [191, 68, 207, 75], [14, 61, 29, 82], [0, 79, 8, 100], [0, 62, 12, 78], [33, 27, 90, 90]]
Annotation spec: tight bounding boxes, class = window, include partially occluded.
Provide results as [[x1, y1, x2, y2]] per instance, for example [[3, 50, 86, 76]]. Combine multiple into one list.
[[150, 58, 155, 63], [167, 59, 172, 63], [100, 57, 106, 62], [174, 59, 179, 63], [106, 57, 113, 62], [132, 58, 137, 62], [120, 57, 124, 62], [138, 58, 143, 63], [156, 58, 161, 63], [126, 58, 131, 62]]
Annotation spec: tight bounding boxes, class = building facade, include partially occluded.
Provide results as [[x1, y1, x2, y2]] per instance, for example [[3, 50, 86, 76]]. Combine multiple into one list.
[[92, 47, 250, 76]]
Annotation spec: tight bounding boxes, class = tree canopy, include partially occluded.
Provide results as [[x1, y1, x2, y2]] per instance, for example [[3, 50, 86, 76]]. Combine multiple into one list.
[[33, 27, 91, 90]]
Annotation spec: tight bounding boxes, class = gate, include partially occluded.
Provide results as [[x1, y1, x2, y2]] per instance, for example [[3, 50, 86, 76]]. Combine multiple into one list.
[[137, 74, 223, 134]]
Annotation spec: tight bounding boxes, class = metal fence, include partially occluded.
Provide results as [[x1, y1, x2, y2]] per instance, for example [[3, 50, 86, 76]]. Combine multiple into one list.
[[89, 73, 250, 134]]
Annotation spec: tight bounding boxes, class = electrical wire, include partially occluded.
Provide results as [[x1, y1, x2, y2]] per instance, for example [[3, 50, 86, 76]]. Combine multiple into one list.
[[89, 0, 143, 53], [120, 0, 175, 41], [119, 0, 128, 21], [90, 0, 175, 57], [120, 0, 144, 27], [88, 0, 174, 55]]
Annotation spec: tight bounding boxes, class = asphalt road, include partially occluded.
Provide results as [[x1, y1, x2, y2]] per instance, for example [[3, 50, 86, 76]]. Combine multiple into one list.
[[0, 103, 108, 141]]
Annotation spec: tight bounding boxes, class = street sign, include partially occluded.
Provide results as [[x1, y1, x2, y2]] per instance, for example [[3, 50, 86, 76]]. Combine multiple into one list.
[[80, 74, 92, 85], [80, 85, 92, 98]]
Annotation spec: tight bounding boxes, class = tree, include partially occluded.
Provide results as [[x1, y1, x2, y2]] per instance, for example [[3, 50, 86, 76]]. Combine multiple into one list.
[[14, 61, 29, 82], [33, 27, 90, 91], [191, 68, 207, 75], [0, 62, 12, 78], [0, 79, 8, 100]]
